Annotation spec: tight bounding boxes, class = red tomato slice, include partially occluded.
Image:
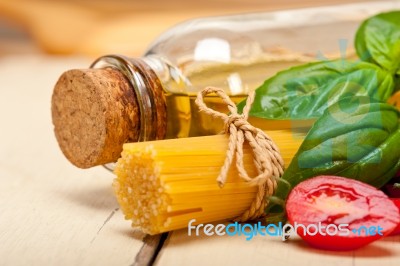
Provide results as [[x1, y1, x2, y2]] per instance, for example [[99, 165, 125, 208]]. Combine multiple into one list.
[[286, 175, 400, 251], [389, 199, 400, 236]]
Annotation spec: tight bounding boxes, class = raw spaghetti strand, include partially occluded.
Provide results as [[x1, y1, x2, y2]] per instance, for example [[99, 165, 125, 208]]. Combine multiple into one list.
[[195, 87, 285, 221]]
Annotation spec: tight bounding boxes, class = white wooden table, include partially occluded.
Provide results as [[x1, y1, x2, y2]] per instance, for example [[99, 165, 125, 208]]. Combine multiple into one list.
[[0, 53, 399, 266], [1, 0, 400, 264], [0, 55, 147, 265]]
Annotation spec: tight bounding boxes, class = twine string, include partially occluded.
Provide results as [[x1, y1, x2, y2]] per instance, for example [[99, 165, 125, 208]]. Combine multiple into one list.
[[195, 87, 285, 221]]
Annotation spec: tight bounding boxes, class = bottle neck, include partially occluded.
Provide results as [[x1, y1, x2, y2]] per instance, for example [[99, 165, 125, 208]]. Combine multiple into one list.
[[91, 55, 167, 142]]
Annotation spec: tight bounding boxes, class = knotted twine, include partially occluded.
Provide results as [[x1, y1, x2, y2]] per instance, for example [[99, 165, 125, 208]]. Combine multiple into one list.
[[195, 87, 285, 222]]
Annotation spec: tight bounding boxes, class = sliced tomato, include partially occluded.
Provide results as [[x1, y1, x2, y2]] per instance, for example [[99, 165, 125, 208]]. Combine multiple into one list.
[[389, 198, 400, 236], [286, 175, 400, 251]]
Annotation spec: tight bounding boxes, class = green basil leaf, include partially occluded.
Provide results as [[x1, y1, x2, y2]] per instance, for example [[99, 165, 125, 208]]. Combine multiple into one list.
[[266, 96, 400, 217], [238, 60, 394, 120], [355, 18, 375, 63], [355, 11, 400, 75]]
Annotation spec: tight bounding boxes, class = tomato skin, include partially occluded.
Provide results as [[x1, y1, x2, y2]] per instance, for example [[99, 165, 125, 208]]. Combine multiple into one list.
[[389, 199, 400, 236], [286, 176, 400, 251]]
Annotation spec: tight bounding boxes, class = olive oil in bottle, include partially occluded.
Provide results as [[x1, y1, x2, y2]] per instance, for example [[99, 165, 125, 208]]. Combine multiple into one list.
[[53, 4, 371, 167]]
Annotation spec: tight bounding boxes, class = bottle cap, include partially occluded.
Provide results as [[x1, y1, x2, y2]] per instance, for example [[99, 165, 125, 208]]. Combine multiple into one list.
[[51, 68, 140, 168]]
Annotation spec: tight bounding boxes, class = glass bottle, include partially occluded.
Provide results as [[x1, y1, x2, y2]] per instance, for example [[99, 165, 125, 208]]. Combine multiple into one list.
[[91, 2, 397, 141], [53, 1, 398, 168]]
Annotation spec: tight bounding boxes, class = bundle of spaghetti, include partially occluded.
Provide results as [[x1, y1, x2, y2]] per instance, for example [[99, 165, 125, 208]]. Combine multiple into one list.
[[113, 129, 304, 235]]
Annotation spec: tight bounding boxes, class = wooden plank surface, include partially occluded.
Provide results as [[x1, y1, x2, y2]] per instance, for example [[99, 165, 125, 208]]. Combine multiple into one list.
[[155, 227, 400, 266], [0, 1, 399, 266], [0, 55, 150, 265]]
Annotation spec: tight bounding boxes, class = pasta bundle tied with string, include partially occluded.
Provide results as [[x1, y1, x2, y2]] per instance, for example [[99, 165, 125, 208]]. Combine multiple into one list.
[[113, 88, 304, 234]]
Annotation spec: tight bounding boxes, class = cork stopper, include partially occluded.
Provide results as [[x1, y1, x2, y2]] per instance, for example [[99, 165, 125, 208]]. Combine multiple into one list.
[[51, 68, 140, 168]]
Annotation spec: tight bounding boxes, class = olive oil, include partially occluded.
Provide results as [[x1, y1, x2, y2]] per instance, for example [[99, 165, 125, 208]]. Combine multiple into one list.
[[160, 58, 314, 139]]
